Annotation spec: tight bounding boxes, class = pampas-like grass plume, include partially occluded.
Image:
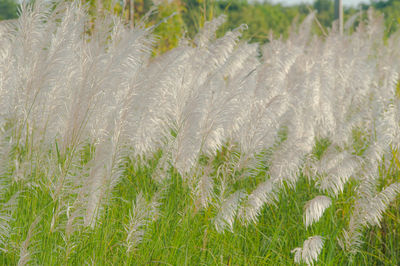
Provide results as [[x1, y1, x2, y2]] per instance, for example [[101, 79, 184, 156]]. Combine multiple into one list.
[[125, 192, 160, 253], [18, 216, 41, 266], [304, 195, 332, 228], [292, 235, 324, 265], [214, 191, 245, 232], [238, 180, 276, 224]]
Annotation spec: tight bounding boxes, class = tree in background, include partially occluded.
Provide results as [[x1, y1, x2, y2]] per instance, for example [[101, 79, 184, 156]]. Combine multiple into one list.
[[180, 0, 220, 37], [218, 1, 304, 42], [151, 0, 185, 54], [2, 0, 399, 51], [314, 0, 334, 28], [0, 0, 19, 20], [370, 0, 400, 35]]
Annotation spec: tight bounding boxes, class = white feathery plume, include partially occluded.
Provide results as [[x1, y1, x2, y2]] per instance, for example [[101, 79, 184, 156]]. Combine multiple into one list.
[[362, 182, 400, 227], [83, 132, 126, 228], [125, 193, 149, 253], [338, 199, 367, 255], [315, 148, 361, 195], [196, 45, 258, 159], [378, 100, 400, 151], [207, 24, 248, 71], [194, 165, 214, 209], [0, 130, 18, 253], [167, 24, 249, 175], [0, 194, 19, 252], [339, 179, 400, 255], [261, 41, 302, 100], [269, 142, 304, 187], [288, 11, 316, 48], [344, 13, 360, 31], [338, 226, 364, 256], [125, 192, 161, 254], [238, 180, 276, 224], [194, 15, 227, 47], [214, 190, 245, 233], [234, 94, 288, 160], [303, 195, 332, 228], [18, 216, 41, 266], [292, 235, 324, 266]]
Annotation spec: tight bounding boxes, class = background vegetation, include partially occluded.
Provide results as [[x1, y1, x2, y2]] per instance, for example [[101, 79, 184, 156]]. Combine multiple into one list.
[[2, 0, 400, 50]]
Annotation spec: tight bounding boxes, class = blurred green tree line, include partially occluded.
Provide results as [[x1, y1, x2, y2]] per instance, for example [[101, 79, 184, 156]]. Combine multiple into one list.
[[0, 0, 19, 20], [1, 0, 399, 52]]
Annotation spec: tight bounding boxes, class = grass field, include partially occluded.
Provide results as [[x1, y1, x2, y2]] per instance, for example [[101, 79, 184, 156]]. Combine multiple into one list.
[[0, 148, 398, 265]]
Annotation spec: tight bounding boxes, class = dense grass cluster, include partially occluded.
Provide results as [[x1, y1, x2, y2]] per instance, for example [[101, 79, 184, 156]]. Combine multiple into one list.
[[0, 1, 399, 265]]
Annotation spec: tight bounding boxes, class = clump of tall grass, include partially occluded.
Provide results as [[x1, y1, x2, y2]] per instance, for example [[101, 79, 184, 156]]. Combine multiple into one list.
[[0, 1, 399, 264]]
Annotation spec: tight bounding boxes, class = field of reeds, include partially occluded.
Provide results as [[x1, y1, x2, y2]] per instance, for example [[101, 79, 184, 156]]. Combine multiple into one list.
[[0, 1, 399, 265]]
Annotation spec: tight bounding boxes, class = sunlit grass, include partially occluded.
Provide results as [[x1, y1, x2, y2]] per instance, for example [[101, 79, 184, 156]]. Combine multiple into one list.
[[0, 149, 398, 265]]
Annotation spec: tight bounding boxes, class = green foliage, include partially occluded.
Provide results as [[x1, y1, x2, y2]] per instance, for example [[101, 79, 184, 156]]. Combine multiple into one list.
[[151, 1, 185, 54], [0, 0, 18, 20], [3, 0, 400, 50], [220, 1, 305, 42], [181, 0, 220, 37], [371, 0, 400, 36], [314, 0, 334, 29]]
